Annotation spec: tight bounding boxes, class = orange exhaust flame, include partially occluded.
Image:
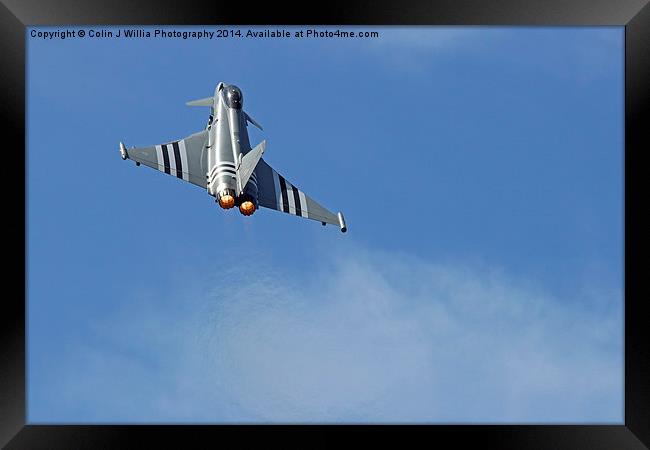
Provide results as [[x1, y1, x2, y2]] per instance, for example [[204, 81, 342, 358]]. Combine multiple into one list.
[[239, 200, 255, 216], [218, 194, 235, 209]]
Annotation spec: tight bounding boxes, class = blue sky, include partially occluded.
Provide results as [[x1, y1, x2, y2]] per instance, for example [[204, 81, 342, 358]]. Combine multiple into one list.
[[27, 26, 623, 423]]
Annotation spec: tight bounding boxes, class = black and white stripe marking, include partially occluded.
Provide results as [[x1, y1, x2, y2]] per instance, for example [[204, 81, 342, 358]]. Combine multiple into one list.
[[272, 170, 308, 218], [278, 175, 290, 213], [171, 142, 182, 179], [208, 162, 237, 185], [291, 184, 301, 217], [156, 141, 190, 181]]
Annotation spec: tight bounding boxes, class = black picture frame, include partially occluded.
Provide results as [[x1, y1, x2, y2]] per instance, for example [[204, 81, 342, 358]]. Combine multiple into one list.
[[2, 0, 648, 448]]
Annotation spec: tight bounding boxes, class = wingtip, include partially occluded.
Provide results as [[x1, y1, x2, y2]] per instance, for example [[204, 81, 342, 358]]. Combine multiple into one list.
[[119, 142, 128, 160], [338, 212, 347, 233]]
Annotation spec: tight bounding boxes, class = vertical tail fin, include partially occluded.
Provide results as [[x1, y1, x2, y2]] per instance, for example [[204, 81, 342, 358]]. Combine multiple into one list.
[[236, 140, 266, 195]]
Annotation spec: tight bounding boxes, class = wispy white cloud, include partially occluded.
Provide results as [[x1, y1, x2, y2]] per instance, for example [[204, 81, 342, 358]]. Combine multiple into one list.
[[350, 26, 622, 82], [351, 27, 493, 72], [34, 245, 622, 423], [368, 27, 489, 51]]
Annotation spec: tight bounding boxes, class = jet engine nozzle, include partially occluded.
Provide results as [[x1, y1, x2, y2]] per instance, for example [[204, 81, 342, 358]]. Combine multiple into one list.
[[239, 201, 255, 216], [217, 189, 236, 209], [238, 194, 256, 216]]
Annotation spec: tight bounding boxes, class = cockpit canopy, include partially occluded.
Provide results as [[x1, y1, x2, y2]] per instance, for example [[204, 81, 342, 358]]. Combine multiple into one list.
[[224, 85, 243, 109]]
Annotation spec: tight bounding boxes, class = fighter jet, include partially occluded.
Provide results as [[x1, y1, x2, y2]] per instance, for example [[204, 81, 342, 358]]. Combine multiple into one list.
[[119, 82, 347, 232]]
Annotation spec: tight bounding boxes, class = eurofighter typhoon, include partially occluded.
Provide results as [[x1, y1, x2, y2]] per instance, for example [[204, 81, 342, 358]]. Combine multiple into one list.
[[119, 82, 347, 232]]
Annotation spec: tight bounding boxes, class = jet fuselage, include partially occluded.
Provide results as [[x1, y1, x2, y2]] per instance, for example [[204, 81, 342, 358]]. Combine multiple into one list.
[[207, 82, 258, 214]]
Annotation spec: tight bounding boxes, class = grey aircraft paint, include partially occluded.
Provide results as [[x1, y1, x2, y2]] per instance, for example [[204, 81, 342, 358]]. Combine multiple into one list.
[[119, 81, 346, 232]]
